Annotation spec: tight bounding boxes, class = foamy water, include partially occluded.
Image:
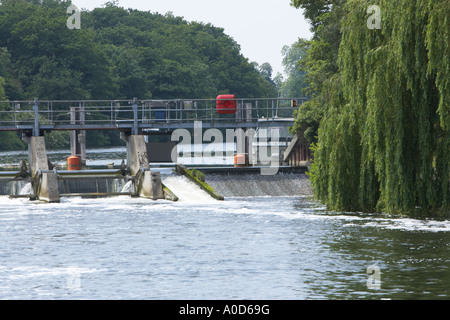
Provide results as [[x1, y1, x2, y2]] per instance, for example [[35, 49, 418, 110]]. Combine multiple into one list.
[[0, 189, 449, 300], [0, 148, 449, 300]]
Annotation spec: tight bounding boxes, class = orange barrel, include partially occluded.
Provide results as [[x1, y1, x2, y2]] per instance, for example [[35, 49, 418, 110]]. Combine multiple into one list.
[[216, 94, 237, 114], [234, 154, 247, 167], [67, 156, 81, 171]]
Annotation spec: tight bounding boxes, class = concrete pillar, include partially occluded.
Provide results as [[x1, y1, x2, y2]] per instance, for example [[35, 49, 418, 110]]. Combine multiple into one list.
[[38, 172, 60, 203], [121, 133, 164, 200], [244, 103, 252, 123], [24, 135, 48, 176], [138, 171, 164, 200], [234, 128, 254, 166], [70, 107, 86, 166], [23, 135, 60, 203], [126, 135, 150, 176]]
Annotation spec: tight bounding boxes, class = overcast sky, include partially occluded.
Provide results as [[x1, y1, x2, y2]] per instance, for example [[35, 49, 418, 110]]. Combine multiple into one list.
[[72, 0, 312, 77]]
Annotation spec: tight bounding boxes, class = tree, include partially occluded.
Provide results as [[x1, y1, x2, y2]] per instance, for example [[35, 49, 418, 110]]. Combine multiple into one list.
[[27, 57, 90, 100], [0, 47, 25, 150], [0, 48, 23, 100], [291, 0, 340, 33], [289, 1, 346, 146], [0, 0, 117, 100], [0, 0, 278, 151], [308, 0, 450, 216], [0, 77, 5, 101], [291, 0, 344, 95], [279, 43, 308, 99]]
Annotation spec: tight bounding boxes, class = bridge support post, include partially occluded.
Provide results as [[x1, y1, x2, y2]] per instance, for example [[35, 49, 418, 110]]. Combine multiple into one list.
[[70, 106, 86, 166], [246, 129, 255, 165], [122, 134, 150, 175], [22, 135, 60, 203], [32, 99, 40, 137], [120, 133, 164, 200], [234, 102, 254, 165], [234, 128, 255, 166]]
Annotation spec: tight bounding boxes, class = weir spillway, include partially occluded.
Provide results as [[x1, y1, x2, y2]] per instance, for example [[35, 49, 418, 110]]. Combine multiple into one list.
[[0, 170, 131, 198], [0, 97, 312, 203], [204, 171, 312, 198], [0, 166, 312, 201], [0, 133, 311, 202]]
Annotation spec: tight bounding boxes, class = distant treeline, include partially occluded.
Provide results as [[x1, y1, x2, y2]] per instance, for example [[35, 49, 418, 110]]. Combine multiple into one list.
[[0, 0, 278, 150]]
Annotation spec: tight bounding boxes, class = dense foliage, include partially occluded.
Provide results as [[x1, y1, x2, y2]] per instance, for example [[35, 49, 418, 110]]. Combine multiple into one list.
[[0, 0, 277, 150], [295, 0, 449, 215], [276, 43, 308, 100], [289, 0, 345, 145]]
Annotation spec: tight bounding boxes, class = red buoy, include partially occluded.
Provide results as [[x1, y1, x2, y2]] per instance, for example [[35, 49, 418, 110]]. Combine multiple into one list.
[[216, 94, 237, 114], [67, 156, 81, 171]]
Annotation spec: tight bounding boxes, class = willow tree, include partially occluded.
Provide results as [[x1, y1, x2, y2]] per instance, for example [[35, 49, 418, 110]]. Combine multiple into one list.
[[0, 77, 5, 100], [309, 0, 450, 215]]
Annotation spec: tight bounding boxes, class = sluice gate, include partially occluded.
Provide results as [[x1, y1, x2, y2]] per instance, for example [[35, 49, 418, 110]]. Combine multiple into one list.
[[2, 134, 178, 202], [1, 163, 312, 201], [0, 97, 310, 203]]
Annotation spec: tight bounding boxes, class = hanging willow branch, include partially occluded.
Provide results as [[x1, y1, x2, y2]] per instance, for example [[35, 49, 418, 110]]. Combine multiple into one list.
[[310, 0, 450, 215]]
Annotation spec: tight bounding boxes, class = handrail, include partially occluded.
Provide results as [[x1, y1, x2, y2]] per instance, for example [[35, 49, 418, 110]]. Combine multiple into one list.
[[0, 98, 306, 132]]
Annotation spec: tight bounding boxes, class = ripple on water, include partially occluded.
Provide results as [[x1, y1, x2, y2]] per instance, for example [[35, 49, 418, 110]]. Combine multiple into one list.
[[0, 185, 448, 299]]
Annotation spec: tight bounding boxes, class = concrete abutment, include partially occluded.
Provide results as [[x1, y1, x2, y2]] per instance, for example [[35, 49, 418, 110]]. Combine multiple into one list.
[[22, 135, 60, 203], [121, 133, 166, 200]]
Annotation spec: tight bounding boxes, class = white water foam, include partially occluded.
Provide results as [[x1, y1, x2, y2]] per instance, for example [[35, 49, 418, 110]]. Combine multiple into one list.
[[162, 175, 219, 203], [0, 265, 107, 281], [343, 217, 450, 233], [19, 182, 32, 195], [121, 181, 134, 193]]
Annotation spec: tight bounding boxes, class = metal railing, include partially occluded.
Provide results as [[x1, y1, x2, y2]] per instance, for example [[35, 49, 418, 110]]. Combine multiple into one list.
[[0, 98, 307, 135]]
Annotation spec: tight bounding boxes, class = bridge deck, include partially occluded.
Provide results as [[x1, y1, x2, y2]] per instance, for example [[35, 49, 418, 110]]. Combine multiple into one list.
[[0, 98, 304, 134]]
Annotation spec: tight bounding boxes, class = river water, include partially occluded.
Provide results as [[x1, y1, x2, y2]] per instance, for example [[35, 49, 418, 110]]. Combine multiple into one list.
[[0, 148, 449, 300]]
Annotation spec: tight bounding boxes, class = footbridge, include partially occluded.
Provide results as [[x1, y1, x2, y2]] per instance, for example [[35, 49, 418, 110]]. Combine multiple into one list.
[[0, 97, 305, 203], [0, 97, 303, 133]]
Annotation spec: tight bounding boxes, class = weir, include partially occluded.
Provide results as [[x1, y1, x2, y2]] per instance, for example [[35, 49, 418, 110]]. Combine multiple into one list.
[[0, 134, 311, 202], [57, 169, 131, 198], [1, 133, 177, 202], [1, 163, 312, 201], [0, 140, 311, 201], [201, 168, 312, 197], [0, 97, 311, 202]]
